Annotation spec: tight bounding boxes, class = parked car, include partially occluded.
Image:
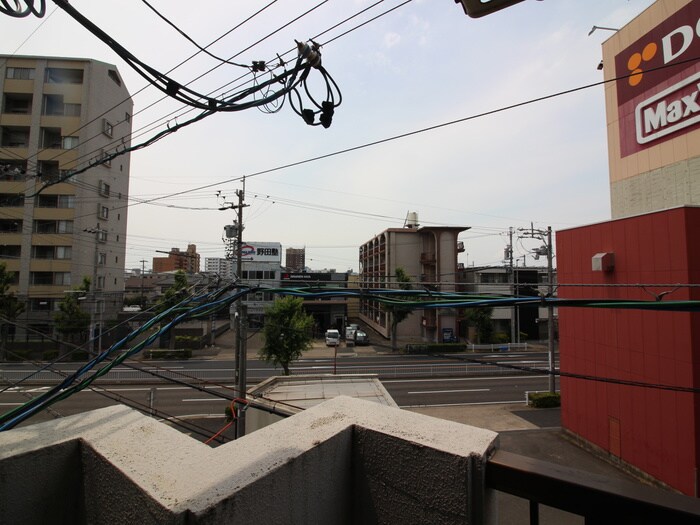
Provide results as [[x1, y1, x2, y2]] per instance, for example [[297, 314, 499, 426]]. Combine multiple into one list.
[[354, 330, 369, 345], [325, 329, 340, 346]]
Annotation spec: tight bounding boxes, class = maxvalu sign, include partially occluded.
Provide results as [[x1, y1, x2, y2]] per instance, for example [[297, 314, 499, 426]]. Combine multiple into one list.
[[614, 1, 700, 156]]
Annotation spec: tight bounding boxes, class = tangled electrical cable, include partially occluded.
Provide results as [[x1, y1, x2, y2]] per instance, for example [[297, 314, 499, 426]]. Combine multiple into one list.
[[3, 283, 700, 431], [0, 0, 45, 17], [41, 1, 342, 124]]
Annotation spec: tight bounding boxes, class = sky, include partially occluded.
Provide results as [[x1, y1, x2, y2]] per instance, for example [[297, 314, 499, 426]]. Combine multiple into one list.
[[2, 0, 657, 273]]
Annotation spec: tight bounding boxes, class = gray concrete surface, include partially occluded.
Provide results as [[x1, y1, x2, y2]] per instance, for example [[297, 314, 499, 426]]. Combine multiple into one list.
[[198, 328, 651, 489]]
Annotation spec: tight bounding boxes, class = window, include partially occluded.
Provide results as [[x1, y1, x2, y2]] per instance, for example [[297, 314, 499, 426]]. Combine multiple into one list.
[[107, 69, 121, 86], [0, 194, 24, 207], [98, 252, 107, 265], [0, 160, 27, 180], [102, 119, 113, 137], [125, 112, 131, 123], [98, 204, 109, 220], [44, 68, 83, 84], [99, 181, 110, 197], [62, 136, 79, 149], [99, 148, 111, 167], [33, 220, 73, 234], [97, 230, 107, 243], [1, 126, 30, 148], [40, 127, 62, 149], [0, 245, 20, 258], [38, 160, 59, 180], [3, 93, 32, 114], [36, 195, 74, 208], [96, 276, 105, 290], [56, 246, 71, 259], [41, 94, 81, 117], [64, 103, 81, 116], [0, 219, 21, 233], [6, 67, 34, 80]]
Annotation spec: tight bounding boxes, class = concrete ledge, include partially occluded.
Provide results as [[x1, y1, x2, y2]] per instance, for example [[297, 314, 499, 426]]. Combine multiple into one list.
[[0, 396, 499, 524]]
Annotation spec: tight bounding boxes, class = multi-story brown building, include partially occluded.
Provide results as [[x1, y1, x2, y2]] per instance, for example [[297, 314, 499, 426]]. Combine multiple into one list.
[[0, 55, 132, 341], [285, 247, 305, 272], [152, 244, 200, 274], [359, 216, 467, 343]]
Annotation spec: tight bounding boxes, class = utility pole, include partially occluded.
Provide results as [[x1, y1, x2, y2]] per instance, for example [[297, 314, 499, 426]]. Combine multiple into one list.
[[507, 227, 515, 345], [230, 181, 249, 438], [140, 259, 147, 309], [518, 224, 556, 393]]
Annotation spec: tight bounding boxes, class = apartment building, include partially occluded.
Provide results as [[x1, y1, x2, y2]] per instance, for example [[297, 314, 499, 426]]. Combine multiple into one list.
[[0, 55, 132, 341], [284, 247, 305, 272], [152, 244, 200, 274], [359, 217, 467, 343]]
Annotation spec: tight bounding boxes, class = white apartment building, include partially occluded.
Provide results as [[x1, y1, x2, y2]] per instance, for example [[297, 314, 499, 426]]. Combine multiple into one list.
[[0, 55, 132, 341]]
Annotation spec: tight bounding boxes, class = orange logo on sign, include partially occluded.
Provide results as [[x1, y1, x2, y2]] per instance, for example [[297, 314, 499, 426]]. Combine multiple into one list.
[[626, 42, 658, 86]]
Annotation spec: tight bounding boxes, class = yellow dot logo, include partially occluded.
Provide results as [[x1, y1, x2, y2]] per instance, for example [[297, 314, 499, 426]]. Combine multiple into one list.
[[627, 42, 657, 86]]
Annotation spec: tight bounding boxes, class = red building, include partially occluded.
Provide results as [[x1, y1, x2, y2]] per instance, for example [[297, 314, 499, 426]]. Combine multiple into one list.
[[558, 207, 700, 495], [152, 244, 200, 274], [558, 0, 700, 496]]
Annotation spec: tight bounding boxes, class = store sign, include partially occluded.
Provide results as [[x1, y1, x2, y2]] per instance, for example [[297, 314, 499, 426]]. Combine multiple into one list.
[[614, 1, 700, 156], [238, 242, 281, 262]]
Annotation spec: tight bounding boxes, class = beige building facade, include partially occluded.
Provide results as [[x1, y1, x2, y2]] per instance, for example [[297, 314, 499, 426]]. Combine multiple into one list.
[[359, 221, 467, 343], [603, 0, 700, 217], [0, 55, 132, 340]]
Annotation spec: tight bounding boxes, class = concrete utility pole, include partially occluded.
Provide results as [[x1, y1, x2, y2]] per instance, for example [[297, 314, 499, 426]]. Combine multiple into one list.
[[518, 224, 556, 393], [507, 227, 515, 345], [229, 181, 249, 438], [140, 260, 147, 309]]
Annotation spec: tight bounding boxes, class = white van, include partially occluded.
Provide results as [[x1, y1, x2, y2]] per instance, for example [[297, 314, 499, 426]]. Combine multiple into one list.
[[325, 329, 340, 346]]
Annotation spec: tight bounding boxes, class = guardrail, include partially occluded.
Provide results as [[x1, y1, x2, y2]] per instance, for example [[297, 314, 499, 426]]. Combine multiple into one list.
[[1, 361, 540, 385]]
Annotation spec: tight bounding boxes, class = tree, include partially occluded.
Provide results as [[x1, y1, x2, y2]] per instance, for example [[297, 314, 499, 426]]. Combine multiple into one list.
[[0, 263, 24, 361], [259, 296, 313, 375], [388, 267, 413, 352], [154, 271, 189, 349], [464, 306, 495, 344], [54, 277, 91, 354], [155, 270, 188, 315]]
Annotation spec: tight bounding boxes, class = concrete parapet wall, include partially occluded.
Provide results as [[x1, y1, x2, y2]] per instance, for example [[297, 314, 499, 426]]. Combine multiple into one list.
[[0, 396, 498, 524]]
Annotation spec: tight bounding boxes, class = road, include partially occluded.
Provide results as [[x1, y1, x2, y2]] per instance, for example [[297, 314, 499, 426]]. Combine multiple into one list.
[[0, 351, 558, 431]]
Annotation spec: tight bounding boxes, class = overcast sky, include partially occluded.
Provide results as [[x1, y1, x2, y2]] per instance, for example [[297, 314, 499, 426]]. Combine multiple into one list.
[[2, 0, 656, 273]]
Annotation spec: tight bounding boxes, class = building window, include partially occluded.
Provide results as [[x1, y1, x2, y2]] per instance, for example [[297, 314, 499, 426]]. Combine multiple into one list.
[[97, 230, 107, 243], [0, 160, 27, 180], [98, 252, 106, 266], [96, 276, 105, 290], [98, 204, 109, 220], [0, 219, 21, 233], [3, 93, 32, 114], [44, 68, 83, 84], [6, 67, 34, 80], [1, 126, 30, 148], [36, 194, 74, 208], [33, 246, 72, 260], [99, 149, 111, 167], [0, 245, 20, 258], [107, 69, 121, 86], [62, 136, 79, 149], [33, 220, 73, 234], [30, 272, 71, 286], [102, 119, 113, 137], [125, 112, 131, 123], [0, 194, 24, 207], [99, 181, 110, 197]]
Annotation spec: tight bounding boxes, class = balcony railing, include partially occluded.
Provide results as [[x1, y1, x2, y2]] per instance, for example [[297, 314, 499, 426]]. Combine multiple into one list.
[[486, 450, 700, 524]]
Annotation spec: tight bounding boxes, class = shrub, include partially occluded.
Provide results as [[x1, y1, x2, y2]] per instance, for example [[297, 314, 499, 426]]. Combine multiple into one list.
[[528, 392, 561, 408]]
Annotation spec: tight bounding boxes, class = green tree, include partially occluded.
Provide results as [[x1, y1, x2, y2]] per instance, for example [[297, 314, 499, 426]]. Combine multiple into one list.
[[155, 271, 189, 349], [54, 277, 91, 354], [388, 267, 413, 352], [464, 306, 495, 344], [259, 296, 313, 375], [155, 270, 188, 315], [0, 263, 24, 361]]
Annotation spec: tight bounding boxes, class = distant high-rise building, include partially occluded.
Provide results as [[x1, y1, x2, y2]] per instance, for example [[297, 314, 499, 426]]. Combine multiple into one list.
[[285, 247, 305, 272], [0, 55, 133, 337], [153, 244, 200, 273], [205, 257, 234, 279]]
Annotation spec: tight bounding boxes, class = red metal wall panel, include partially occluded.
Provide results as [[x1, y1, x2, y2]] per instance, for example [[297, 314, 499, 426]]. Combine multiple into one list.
[[557, 207, 699, 496]]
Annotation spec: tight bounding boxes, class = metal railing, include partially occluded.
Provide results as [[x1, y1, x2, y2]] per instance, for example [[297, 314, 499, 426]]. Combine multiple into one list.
[[486, 450, 700, 524]]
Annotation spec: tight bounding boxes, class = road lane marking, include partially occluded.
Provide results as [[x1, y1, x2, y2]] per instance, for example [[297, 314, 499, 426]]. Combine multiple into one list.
[[182, 398, 229, 402], [407, 388, 489, 394], [401, 400, 524, 408]]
